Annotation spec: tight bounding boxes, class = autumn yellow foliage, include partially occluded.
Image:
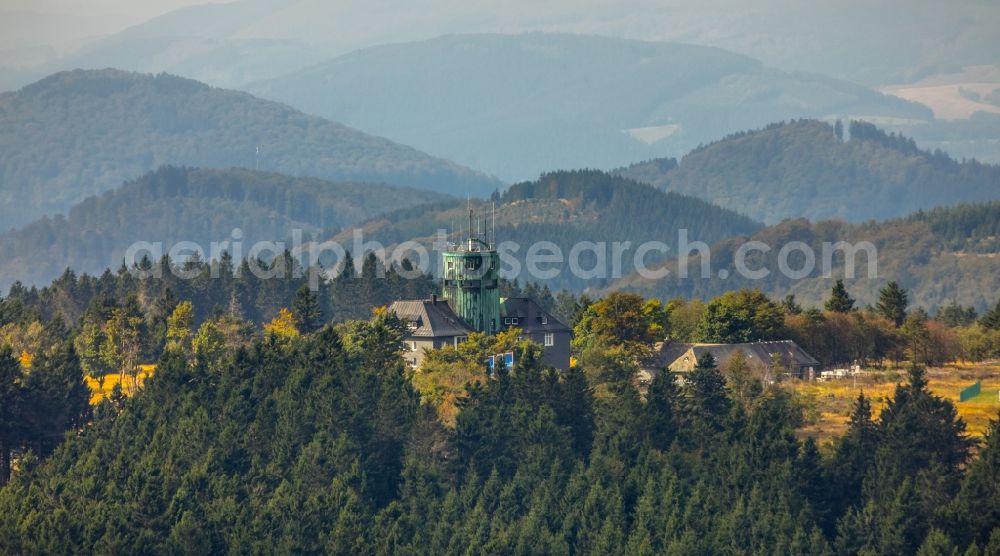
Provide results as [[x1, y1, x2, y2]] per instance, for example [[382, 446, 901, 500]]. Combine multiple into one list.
[[264, 308, 300, 338], [410, 329, 540, 426], [791, 363, 1000, 443], [84, 365, 156, 405]]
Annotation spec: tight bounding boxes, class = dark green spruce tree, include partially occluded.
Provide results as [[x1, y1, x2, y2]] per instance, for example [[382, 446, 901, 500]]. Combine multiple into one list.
[[0, 348, 23, 487], [944, 415, 1000, 549], [292, 284, 325, 333], [981, 299, 1000, 331], [825, 279, 855, 313], [681, 353, 731, 441], [876, 280, 908, 326]]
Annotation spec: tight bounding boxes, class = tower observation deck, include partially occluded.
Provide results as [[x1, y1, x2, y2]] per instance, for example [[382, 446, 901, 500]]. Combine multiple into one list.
[[442, 208, 501, 334]]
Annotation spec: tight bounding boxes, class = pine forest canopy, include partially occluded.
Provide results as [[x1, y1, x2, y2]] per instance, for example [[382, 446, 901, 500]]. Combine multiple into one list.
[[0, 287, 997, 553]]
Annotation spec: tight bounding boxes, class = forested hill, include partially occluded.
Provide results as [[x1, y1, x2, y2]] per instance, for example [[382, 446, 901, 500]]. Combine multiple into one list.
[[329, 170, 762, 291], [618, 120, 1000, 224], [0, 166, 452, 290], [610, 201, 1000, 312], [1, 302, 996, 552], [0, 69, 499, 231]]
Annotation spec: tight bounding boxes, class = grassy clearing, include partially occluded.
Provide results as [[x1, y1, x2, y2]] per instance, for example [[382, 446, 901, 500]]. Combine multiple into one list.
[[84, 364, 155, 405], [791, 363, 1000, 443]]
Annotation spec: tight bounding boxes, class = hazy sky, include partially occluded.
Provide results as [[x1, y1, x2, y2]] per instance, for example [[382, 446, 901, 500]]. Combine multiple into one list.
[[2, 0, 997, 88], [5, 0, 225, 18]]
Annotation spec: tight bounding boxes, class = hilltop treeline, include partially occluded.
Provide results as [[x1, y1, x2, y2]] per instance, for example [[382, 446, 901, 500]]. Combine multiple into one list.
[[342, 170, 762, 291], [907, 201, 1000, 252], [0, 250, 434, 354], [0, 166, 451, 291], [612, 200, 1000, 312], [1, 305, 998, 553], [619, 119, 1000, 223]]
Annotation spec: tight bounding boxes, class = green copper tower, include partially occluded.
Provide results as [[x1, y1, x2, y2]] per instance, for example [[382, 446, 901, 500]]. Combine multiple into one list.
[[442, 207, 501, 333]]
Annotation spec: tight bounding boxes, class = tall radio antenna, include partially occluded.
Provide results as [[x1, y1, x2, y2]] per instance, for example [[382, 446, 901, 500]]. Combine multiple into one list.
[[467, 195, 473, 247]]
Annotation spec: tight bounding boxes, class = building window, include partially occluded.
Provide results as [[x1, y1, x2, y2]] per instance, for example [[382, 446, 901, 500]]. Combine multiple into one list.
[[409, 341, 417, 352], [510, 317, 519, 326], [504, 317, 511, 325], [544, 333, 554, 347], [454, 336, 467, 347], [541, 315, 548, 324]]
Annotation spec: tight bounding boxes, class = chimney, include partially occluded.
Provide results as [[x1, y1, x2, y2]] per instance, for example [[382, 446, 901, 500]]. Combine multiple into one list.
[[431, 294, 438, 305]]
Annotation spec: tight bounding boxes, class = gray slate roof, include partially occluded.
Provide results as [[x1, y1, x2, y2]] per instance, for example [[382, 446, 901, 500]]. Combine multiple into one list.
[[687, 341, 820, 368], [500, 297, 571, 333], [388, 298, 474, 338], [648, 339, 820, 372]]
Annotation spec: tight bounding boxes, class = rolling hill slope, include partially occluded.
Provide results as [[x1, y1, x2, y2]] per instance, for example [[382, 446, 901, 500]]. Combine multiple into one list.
[[325, 169, 762, 292], [609, 201, 1000, 312], [619, 119, 1000, 224], [0, 69, 499, 231], [0, 166, 452, 290], [246, 33, 930, 182]]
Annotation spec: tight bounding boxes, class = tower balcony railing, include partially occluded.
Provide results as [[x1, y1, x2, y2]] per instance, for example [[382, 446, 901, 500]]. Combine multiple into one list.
[[444, 278, 498, 289]]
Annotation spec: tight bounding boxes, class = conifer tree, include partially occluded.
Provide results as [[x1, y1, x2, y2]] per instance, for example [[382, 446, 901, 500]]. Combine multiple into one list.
[[828, 393, 879, 521], [876, 280, 908, 326], [782, 294, 803, 315], [867, 365, 972, 537], [0, 348, 23, 486], [825, 279, 855, 313], [22, 340, 91, 457], [946, 416, 1000, 548], [682, 353, 731, 438], [645, 370, 681, 450], [292, 285, 324, 333], [981, 299, 1000, 331]]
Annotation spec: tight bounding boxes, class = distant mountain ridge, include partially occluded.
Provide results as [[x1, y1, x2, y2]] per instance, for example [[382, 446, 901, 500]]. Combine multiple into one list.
[[0, 166, 452, 291], [0, 69, 499, 231], [247, 33, 931, 182], [618, 119, 1000, 224]]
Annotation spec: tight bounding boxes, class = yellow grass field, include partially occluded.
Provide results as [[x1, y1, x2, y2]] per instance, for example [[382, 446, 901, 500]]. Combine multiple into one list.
[[791, 363, 1000, 443], [84, 365, 156, 405]]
